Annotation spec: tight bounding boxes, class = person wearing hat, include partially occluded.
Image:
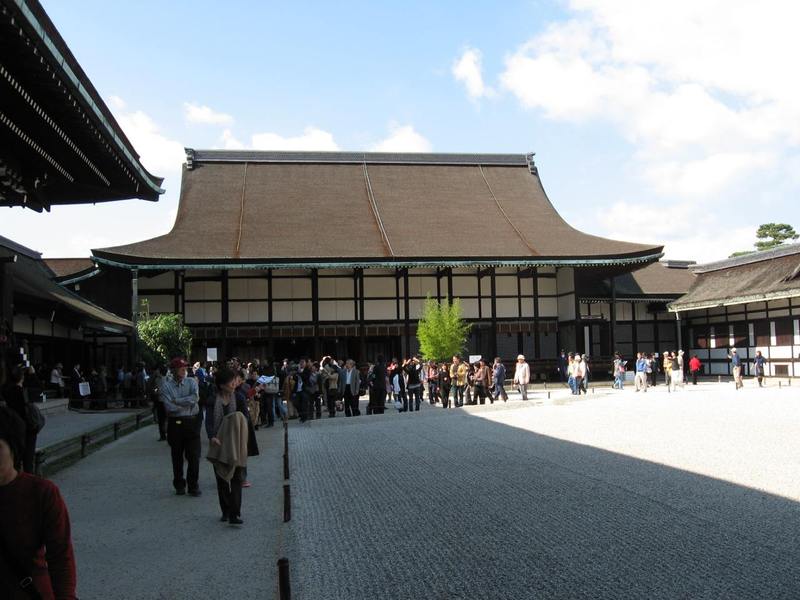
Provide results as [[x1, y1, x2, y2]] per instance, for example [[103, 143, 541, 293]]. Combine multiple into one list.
[[513, 355, 530, 401], [728, 348, 743, 390], [160, 357, 202, 496]]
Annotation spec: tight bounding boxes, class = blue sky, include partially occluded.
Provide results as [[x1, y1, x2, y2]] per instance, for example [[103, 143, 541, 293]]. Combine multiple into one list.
[[3, 0, 799, 261]]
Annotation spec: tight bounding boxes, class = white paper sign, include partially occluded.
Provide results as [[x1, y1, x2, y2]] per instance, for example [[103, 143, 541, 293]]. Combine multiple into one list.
[[468, 355, 482, 364], [207, 347, 218, 362]]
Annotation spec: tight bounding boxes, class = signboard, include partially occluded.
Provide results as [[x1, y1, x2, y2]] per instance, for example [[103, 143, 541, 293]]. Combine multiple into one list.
[[468, 354, 482, 364], [207, 347, 218, 362]]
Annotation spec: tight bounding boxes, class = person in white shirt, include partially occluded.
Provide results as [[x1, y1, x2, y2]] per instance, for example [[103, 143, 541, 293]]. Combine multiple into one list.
[[513, 354, 530, 401], [574, 354, 587, 395], [49, 363, 65, 397]]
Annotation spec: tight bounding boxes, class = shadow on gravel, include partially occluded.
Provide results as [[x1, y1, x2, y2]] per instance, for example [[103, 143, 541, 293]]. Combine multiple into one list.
[[285, 404, 800, 600]]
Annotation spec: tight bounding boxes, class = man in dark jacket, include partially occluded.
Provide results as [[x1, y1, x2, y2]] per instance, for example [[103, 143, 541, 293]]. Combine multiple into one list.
[[294, 358, 313, 422], [403, 356, 423, 412], [368, 355, 387, 415], [492, 357, 508, 402], [338, 359, 361, 417]]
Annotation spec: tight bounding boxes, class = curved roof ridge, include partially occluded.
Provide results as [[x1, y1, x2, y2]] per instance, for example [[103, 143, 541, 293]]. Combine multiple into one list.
[[186, 148, 528, 166], [692, 242, 800, 274]]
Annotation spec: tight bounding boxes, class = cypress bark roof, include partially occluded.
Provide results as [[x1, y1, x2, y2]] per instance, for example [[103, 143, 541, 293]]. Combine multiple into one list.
[[669, 244, 800, 311], [580, 261, 697, 301], [44, 258, 96, 279], [94, 151, 663, 268]]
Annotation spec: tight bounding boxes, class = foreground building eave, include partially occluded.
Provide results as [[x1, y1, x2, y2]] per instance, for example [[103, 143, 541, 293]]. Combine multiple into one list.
[[92, 251, 665, 271], [0, 0, 164, 209]]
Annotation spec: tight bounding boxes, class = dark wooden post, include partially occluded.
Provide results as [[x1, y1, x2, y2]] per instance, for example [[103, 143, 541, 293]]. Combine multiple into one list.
[[221, 270, 229, 360], [311, 269, 320, 357], [403, 268, 410, 357], [490, 267, 498, 359], [609, 276, 617, 355]]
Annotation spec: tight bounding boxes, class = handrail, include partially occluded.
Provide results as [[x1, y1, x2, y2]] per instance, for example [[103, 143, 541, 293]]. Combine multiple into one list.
[[34, 408, 154, 477]]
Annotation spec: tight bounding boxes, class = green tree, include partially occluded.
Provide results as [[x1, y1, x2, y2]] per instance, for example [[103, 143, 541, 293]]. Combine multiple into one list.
[[754, 223, 798, 251], [416, 297, 471, 362], [137, 313, 192, 366], [729, 223, 799, 257]]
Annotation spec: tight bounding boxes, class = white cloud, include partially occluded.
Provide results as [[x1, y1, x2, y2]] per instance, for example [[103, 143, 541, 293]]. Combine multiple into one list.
[[183, 102, 234, 125], [251, 126, 339, 151], [597, 199, 755, 263], [453, 47, 495, 100], [108, 95, 126, 110], [371, 124, 432, 152], [220, 129, 246, 150], [115, 110, 185, 175], [499, 0, 800, 199]]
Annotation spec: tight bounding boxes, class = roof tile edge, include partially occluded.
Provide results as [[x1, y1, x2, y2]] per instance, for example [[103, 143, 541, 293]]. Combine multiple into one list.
[[692, 242, 800, 274], [183, 148, 530, 166]]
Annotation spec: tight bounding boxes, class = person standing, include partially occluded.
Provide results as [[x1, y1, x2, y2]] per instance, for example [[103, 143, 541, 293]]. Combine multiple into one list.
[[70, 364, 83, 401], [474, 359, 491, 404], [663, 352, 673, 389], [573, 354, 585, 395], [3, 366, 43, 473], [689, 355, 702, 385], [438, 363, 452, 409], [160, 358, 202, 496], [648, 354, 656, 387], [450, 356, 468, 408], [426, 360, 439, 404], [753, 351, 767, 387], [513, 354, 530, 401], [729, 348, 743, 389], [634, 352, 648, 393], [492, 357, 508, 402], [339, 359, 361, 417], [151, 366, 168, 441], [677, 351, 686, 385], [612, 353, 625, 390], [557, 350, 568, 382], [0, 407, 77, 599], [49, 363, 65, 398], [669, 352, 681, 392], [205, 367, 258, 525], [368, 355, 387, 415], [403, 357, 423, 412], [294, 358, 313, 422], [567, 353, 577, 395]]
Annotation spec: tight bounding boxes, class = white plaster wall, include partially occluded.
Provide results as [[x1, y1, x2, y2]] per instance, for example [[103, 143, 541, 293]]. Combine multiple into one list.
[[184, 281, 221, 301], [138, 271, 173, 290]]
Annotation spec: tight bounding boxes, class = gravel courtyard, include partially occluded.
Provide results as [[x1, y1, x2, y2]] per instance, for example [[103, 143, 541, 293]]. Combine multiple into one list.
[[285, 383, 800, 599], [53, 383, 800, 599]]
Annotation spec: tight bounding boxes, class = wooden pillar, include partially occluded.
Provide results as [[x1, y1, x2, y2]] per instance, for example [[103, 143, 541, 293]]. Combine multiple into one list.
[[221, 270, 229, 361], [631, 301, 638, 352], [609, 277, 617, 354], [357, 269, 366, 362], [267, 269, 274, 359], [311, 269, 320, 357], [489, 267, 498, 359], [129, 268, 139, 367], [533, 268, 540, 358], [403, 268, 410, 357]]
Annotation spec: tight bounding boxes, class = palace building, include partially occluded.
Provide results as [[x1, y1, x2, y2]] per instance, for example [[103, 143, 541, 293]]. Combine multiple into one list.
[[670, 244, 800, 377], [66, 149, 679, 368]]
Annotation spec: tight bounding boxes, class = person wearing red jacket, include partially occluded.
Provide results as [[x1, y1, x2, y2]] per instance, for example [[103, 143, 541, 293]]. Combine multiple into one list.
[[0, 405, 76, 599], [689, 355, 702, 385]]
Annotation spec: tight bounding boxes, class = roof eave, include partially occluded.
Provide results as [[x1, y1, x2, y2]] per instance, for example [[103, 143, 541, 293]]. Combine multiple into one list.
[[12, 0, 165, 198], [92, 250, 664, 271]]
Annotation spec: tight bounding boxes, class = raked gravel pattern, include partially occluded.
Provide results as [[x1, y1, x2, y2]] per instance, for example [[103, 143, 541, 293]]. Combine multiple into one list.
[[285, 384, 800, 599]]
